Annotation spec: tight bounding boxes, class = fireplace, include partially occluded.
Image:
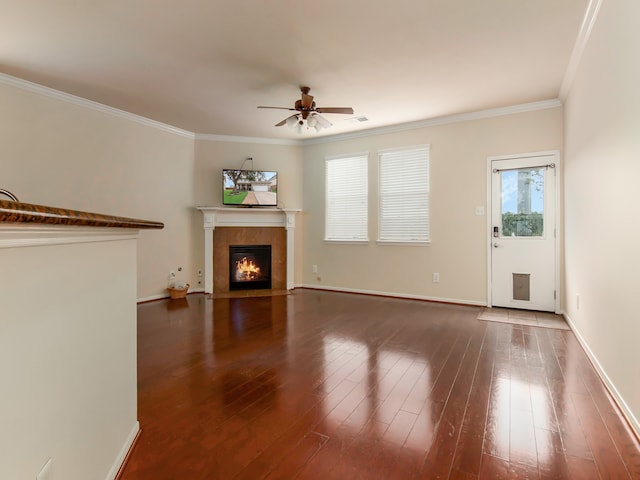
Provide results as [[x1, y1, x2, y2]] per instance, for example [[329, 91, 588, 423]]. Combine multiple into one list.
[[229, 245, 272, 290], [198, 207, 299, 294]]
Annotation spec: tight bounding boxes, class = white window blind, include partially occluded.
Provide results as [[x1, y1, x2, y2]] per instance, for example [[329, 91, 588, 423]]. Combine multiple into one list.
[[378, 145, 430, 243], [325, 154, 368, 241]]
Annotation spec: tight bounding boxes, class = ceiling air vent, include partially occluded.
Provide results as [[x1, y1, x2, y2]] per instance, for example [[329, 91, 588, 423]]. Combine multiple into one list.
[[346, 116, 369, 123]]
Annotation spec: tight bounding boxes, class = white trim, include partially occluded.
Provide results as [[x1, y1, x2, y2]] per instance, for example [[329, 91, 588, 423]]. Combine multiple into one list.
[[105, 421, 139, 480], [303, 99, 562, 145], [485, 150, 561, 314], [296, 284, 486, 307], [484, 150, 561, 163], [559, 0, 604, 101], [377, 144, 431, 155], [376, 240, 431, 246], [324, 151, 370, 161], [324, 240, 370, 245], [564, 313, 640, 440], [554, 156, 562, 312], [0, 225, 139, 249], [196, 99, 560, 145], [194, 133, 302, 146], [196, 207, 301, 292], [137, 293, 170, 303], [137, 288, 205, 304], [0, 72, 194, 139], [196, 207, 301, 228], [1, 70, 563, 145], [486, 157, 493, 308]]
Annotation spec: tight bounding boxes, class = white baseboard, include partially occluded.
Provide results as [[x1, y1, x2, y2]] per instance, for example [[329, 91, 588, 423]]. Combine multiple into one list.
[[137, 288, 205, 304], [563, 312, 640, 440], [137, 293, 168, 303], [295, 284, 486, 307], [105, 421, 139, 480]]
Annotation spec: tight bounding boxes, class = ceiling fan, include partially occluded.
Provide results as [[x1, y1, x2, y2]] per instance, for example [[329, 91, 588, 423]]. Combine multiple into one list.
[[258, 86, 354, 132]]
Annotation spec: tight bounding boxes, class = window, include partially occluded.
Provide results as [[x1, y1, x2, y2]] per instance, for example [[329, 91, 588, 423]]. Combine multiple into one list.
[[500, 168, 544, 237], [378, 145, 430, 243], [325, 154, 368, 242]]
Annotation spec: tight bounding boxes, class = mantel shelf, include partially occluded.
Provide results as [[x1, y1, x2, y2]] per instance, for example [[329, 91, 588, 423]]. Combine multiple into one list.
[[196, 206, 300, 213]]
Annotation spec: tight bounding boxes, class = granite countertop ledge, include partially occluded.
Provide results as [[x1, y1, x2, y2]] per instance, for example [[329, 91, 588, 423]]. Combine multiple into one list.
[[0, 200, 164, 229]]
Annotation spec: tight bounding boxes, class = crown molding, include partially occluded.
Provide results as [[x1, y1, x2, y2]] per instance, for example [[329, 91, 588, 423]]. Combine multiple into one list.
[[194, 133, 302, 146], [195, 99, 562, 146], [1, 70, 562, 146], [559, 0, 604, 101], [0, 72, 195, 139], [301, 99, 562, 145]]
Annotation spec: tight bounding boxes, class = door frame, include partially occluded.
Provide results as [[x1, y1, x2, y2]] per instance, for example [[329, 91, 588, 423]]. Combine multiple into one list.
[[486, 150, 561, 313]]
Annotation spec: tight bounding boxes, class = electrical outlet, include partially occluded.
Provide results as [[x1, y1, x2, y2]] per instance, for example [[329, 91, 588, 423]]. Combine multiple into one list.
[[475, 206, 485, 216], [312, 265, 318, 274], [432, 272, 440, 283]]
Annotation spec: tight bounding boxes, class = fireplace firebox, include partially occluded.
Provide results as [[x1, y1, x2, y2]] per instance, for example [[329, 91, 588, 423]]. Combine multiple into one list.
[[229, 245, 272, 290]]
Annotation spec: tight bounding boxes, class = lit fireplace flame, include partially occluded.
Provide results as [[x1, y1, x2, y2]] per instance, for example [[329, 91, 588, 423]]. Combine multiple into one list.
[[235, 256, 261, 281]]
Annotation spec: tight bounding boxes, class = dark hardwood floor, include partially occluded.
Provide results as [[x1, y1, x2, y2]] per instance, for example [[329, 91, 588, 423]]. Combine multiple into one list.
[[120, 290, 640, 479]]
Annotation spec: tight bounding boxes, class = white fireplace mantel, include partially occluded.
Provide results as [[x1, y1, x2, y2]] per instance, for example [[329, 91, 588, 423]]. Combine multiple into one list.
[[196, 207, 300, 293]]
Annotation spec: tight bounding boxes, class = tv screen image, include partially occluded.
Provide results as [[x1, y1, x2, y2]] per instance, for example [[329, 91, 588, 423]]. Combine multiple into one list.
[[223, 169, 278, 206]]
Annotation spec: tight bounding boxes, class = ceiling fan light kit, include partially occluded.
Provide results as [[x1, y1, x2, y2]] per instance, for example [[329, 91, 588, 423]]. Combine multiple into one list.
[[258, 86, 354, 134]]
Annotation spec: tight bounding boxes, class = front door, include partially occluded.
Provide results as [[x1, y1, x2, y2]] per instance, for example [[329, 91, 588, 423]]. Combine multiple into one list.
[[489, 153, 558, 312]]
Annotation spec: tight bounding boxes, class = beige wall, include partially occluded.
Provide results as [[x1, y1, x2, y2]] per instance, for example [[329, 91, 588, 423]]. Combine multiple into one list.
[[302, 108, 563, 303], [0, 230, 139, 479], [564, 0, 640, 430], [0, 80, 195, 299], [0, 76, 560, 304]]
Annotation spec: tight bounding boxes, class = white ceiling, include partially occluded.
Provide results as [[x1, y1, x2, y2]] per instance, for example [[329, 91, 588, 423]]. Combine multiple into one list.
[[1, 0, 589, 140]]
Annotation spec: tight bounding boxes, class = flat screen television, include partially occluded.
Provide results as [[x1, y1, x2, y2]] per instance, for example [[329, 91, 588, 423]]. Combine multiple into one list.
[[223, 169, 278, 207]]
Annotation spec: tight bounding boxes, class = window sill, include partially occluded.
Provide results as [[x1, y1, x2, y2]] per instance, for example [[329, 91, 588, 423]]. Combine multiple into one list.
[[324, 239, 370, 245], [376, 240, 431, 246]]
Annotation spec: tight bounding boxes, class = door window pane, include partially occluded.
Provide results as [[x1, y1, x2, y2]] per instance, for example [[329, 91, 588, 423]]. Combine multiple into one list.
[[501, 168, 544, 237]]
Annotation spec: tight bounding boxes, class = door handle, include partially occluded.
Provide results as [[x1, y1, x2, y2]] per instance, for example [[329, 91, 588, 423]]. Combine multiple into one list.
[[493, 243, 499, 248]]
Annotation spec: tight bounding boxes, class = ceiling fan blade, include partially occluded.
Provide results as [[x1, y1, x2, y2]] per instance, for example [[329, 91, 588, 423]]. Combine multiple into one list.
[[313, 113, 332, 128], [275, 114, 299, 127], [258, 106, 296, 110], [301, 93, 314, 109], [315, 107, 354, 114]]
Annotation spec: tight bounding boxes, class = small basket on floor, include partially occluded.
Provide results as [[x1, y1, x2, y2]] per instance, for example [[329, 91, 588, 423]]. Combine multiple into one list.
[[167, 284, 189, 299]]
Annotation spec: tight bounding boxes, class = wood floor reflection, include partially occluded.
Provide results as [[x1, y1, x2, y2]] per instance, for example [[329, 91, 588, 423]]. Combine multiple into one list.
[[120, 290, 640, 479]]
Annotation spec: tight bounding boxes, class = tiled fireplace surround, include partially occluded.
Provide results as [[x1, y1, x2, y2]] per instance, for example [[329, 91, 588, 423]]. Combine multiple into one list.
[[197, 207, 299, 294]]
